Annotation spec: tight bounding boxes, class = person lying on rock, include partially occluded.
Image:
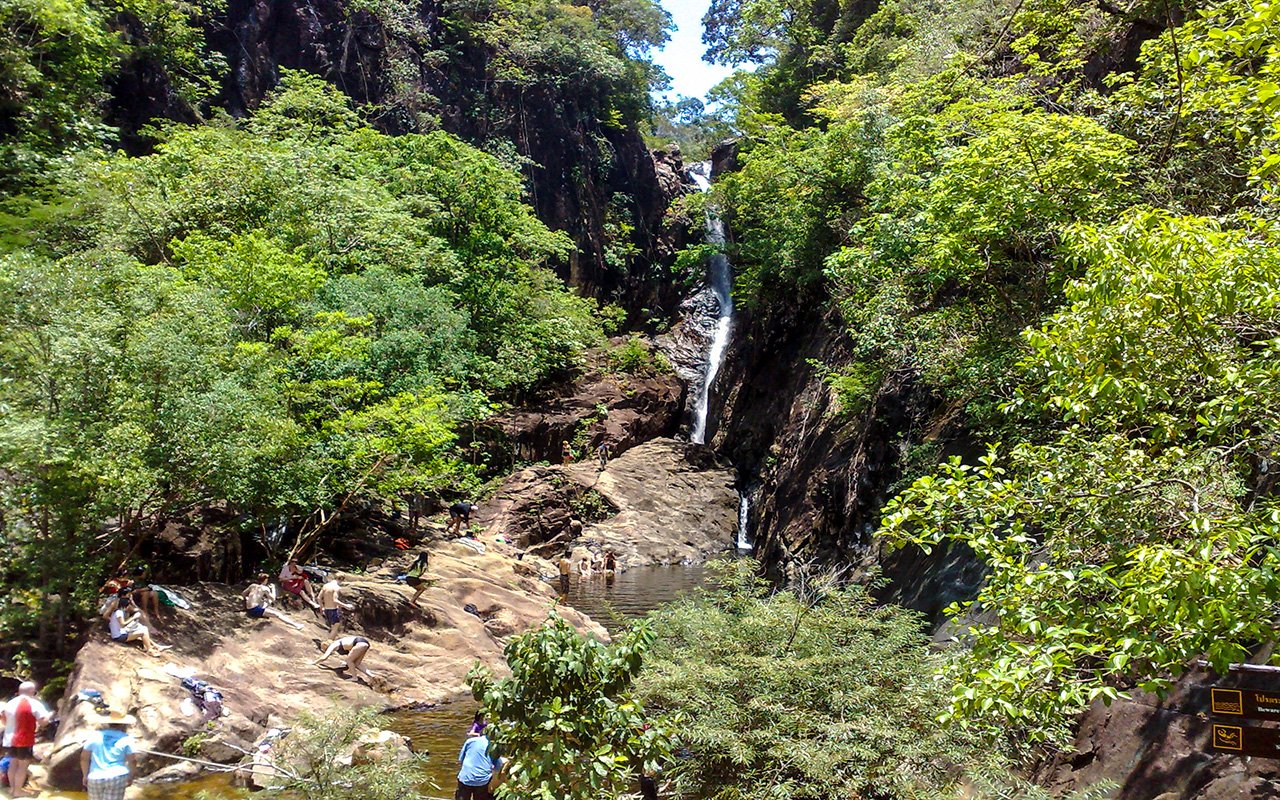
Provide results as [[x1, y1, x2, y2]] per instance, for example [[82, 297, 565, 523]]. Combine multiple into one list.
[[314, 635, 378, 686], [107, 593, 171, 657], [242, 573, 304, 631], [319, 574, 354, 636], [80, 709, 136, 800], [404, 552, 430, 607], [279, 559, 320, 611], [446, 501, 478, 537]]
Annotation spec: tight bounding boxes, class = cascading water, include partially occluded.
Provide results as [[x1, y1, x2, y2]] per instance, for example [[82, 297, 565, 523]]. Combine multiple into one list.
[[688, 161, 733, 445], [736, 490, 754, 551]]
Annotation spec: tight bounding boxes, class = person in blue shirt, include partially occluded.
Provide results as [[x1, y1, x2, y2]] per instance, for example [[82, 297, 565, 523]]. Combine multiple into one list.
[[456, 732, 504, 800], [79, 710, 136, 800]]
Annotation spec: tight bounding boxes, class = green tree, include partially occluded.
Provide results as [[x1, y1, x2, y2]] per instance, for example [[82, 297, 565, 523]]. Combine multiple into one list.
[[638, 559, 1043, 800], [468, 614, 673, 800]]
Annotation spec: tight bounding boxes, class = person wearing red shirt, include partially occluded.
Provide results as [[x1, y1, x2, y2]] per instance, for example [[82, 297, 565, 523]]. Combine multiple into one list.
[[1, 681, 52, 797]]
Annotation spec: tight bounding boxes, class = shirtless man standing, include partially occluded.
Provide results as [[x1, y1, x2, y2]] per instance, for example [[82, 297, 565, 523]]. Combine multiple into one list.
[[318, 574, 354, 637]]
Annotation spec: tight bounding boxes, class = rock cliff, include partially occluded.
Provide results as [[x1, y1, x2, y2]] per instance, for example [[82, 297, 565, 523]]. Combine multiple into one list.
[[109, 0, 693, 308], [42, 537, 600, 791], [477, 438, 738, 567]]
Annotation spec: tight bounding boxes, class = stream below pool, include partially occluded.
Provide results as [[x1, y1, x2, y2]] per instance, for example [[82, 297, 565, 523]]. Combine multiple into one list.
[[39, 565, 707, 800]]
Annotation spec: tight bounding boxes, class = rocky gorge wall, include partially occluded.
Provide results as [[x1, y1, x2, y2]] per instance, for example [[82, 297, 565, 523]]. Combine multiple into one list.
[[110, 0, 693, 312]]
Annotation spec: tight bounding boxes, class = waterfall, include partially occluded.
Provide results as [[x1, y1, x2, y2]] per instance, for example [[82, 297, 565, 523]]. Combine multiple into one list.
[[736, 490, 754, 551], [688, 161, 733, 445]]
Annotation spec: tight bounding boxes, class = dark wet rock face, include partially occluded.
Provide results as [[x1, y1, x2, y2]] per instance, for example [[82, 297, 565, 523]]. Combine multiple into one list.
[[472, 341, 684, 474], [107, 0, 694, 308]]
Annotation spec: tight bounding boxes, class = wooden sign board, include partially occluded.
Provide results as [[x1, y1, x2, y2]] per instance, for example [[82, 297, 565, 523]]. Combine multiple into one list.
[[1210, 724, 1280, 758], [1210, 688, 1280, 722]]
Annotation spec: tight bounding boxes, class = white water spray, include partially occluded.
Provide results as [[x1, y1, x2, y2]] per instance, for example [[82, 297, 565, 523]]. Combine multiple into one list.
[[688, 162, 733, 445], [736, 490, 753, 551]]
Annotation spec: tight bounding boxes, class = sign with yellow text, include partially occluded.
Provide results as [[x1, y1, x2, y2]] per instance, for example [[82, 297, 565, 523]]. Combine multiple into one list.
[[1210, 687, 1280, 722]]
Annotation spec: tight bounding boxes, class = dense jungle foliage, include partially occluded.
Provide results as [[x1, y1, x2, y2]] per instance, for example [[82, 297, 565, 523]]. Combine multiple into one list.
[[690, 0, 1280, 749], [0, 0, 667, 665]]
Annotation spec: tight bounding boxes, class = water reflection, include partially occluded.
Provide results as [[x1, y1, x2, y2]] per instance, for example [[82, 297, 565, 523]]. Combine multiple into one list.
[[561, 564, 707, 634], [384, 701, 480, 800]]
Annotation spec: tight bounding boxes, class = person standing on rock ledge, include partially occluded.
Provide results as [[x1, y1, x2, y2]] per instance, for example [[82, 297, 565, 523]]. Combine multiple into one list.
[[319, 574, 354, 636], [597, 440, 610, 469], [2, 681, 51, 798]]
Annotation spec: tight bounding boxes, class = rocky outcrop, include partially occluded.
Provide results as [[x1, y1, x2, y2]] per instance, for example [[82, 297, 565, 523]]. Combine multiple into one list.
[[106, 1, 693, 308], [1041, 664, 1280, 799], [477, 438, 738, 567], [40, 537, 599, 790], [473, 340, 684, 473]]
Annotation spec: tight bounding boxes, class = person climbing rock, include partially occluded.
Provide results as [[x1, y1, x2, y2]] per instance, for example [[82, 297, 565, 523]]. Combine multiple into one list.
[[279, 559, 320, 611], [456, 731, 505, 800], [404, 552, 431, 607], [80, 709, 136, 800], [447, 501, 478, 537], [2, 682, 51, 798], [108, 595, 171, 656], [557, 551, 573, 595], [319, 574, 354, 636], [315, 635, 377, 686], [597, 440, 610, 469], [242, 573, 304, 630], [561, 441, 574, 465]]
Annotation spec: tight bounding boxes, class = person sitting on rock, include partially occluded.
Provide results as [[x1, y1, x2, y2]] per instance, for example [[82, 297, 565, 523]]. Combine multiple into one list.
[[278, 559, 320, 611], [404, 552, 431, 607], [446, 502, 478, 537], [319, 574, 354, 636], [108, 594, 170, 657], [127, 566, 162, 623], [242, 573, 304, 630], [577, 557, 592, 579], [314, 635, 377, 686]]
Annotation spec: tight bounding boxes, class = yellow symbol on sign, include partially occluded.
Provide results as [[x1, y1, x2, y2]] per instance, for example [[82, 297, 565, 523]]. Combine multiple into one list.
[[1213, 724, 1244, 751], [1212, 688, 1244, 715]]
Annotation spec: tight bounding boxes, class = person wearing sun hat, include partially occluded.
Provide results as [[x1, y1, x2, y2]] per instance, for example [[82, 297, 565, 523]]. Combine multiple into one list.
[[79, 709, 137, 800]]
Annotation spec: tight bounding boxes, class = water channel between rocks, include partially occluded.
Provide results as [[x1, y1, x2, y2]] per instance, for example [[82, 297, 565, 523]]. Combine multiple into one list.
[[47, 566, 707, 800]]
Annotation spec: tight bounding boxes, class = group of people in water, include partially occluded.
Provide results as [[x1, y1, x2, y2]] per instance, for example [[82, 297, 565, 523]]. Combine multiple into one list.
[[557, 549, 617, 594]]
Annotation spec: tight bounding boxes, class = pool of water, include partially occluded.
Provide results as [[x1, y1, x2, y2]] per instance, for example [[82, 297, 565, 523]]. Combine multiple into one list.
[[384, 701, 481, 800], [39, 566, 708, 799], [561, 564, 707, 633]]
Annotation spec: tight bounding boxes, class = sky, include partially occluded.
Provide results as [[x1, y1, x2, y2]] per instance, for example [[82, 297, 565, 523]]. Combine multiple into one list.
[[652, 0, 737, 101]]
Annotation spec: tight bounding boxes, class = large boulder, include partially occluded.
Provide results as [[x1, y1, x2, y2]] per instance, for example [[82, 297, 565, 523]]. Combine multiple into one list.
[[477, 438, 738, 567], [42, 541, 601, 790]]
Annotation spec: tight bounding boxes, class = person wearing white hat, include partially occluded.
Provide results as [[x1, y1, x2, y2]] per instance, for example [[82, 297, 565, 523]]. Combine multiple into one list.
[[80, 709, 137, 800]]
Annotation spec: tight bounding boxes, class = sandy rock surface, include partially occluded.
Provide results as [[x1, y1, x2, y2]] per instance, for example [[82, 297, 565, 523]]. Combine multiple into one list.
[[479, 437, 738, 567], [40, 539, 600, 791]]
